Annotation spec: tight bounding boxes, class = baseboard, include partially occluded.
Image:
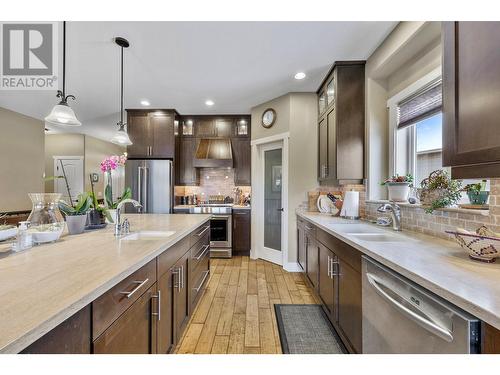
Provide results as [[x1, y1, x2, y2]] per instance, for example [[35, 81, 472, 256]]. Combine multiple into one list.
[[283, 262, 303, 272]]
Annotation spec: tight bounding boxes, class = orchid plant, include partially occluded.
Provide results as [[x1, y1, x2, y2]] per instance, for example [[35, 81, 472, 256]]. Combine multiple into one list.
[[100, 153, 131, 209]]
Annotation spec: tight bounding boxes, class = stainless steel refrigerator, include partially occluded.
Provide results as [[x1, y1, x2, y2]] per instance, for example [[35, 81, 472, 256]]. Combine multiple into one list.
[[125, 160, 173, 213]]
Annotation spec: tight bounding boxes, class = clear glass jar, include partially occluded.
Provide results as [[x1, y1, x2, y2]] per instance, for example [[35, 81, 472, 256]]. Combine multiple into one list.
[[27, 193, 65, 244]]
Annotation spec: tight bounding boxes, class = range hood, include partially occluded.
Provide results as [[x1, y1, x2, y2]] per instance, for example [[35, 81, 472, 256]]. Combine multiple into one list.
[[193, 138, 233, 168]]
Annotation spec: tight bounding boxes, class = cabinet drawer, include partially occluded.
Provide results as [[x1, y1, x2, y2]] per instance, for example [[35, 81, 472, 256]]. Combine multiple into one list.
[[316, 228, 361, 273], [92, 260, 156, 339], [191, 268, 210, 308], [189, 222, 210, 248], [157, 236, 190, 277], [190, 232, 210, 274], [303, 220, 317, 237]]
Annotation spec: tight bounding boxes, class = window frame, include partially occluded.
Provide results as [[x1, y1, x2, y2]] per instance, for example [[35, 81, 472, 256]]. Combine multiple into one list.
[[387, 67, 442, 179]]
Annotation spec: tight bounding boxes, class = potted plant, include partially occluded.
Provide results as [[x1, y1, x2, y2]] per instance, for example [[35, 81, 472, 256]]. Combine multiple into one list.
[[100, 154, 131, 223], [381, 174, 414, 202], [463, 180, 489, 205], [88, 190, 112, 226], [418, 170, 462, 213], [58, 193, 92, 235]]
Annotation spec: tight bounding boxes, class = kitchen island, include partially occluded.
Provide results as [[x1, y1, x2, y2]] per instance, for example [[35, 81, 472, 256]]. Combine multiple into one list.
[[0, 214, 211, 354]]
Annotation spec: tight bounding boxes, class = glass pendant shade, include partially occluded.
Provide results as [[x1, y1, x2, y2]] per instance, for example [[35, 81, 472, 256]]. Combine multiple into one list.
[[45, 103, 82, 127], [111, 124, 132, 145]]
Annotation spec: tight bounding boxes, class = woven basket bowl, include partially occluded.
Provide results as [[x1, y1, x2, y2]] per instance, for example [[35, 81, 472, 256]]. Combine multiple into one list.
[[445, 231, 500, 262]]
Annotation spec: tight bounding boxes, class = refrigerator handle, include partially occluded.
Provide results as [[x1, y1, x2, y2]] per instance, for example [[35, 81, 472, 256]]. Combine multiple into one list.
[[137, 166, 142, 207], [143, 167, 149, 213]]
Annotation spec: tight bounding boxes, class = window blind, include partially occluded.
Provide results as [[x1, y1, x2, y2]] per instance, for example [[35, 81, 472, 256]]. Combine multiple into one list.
[[397, 79, 442, 129]]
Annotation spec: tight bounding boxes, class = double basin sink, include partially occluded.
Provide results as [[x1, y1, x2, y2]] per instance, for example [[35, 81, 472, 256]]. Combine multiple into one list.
[[328, 223, 406, 243]]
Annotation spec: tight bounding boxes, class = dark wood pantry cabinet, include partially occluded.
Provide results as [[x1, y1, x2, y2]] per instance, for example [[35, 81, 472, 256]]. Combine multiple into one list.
[[442, 22, 500, 178], [316, 61, 365, 185]]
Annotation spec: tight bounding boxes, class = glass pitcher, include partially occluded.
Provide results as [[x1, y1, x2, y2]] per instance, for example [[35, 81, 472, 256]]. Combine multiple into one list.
[[27, 193, 65, 244]]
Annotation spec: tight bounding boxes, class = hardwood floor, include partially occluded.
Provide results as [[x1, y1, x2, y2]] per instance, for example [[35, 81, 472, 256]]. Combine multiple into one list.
[[175, 256, 320, 354]]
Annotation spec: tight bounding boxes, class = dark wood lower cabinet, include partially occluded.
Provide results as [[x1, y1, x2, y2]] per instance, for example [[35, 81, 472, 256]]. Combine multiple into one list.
[[157, 270, 174, 354], [318, 243, 337, 320], [306, 234, 320, 290], [21, 305, 91, 354], [297, 222, 306, 271], [232, 209, 251, 255], [93, 285, 158, 354], [173, 252, 190, 344], [338, 259, 362, 353]]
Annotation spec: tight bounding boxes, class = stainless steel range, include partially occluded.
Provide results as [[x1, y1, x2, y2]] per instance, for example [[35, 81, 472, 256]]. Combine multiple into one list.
[[190, 204, 232, 258]]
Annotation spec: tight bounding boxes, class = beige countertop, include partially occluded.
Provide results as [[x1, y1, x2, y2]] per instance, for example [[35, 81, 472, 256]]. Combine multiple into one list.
[[0, 213, 211, 353], [297, 211, 500, 330]]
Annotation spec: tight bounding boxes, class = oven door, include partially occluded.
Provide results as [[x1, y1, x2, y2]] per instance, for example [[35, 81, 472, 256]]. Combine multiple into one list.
[[210, 215, 232, 248]]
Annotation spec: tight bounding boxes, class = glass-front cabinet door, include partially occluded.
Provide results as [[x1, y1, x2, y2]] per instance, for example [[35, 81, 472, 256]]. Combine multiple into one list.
[[327, 77, 335, 107], [182, 120, 194, 136], [318, 91, 326, 115]]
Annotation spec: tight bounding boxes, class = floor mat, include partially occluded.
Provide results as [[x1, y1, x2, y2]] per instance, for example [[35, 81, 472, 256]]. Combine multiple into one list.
[[274, 304, 346, 354]]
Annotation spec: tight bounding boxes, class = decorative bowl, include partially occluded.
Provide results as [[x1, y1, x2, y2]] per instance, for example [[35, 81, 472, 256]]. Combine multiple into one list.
[[446, 228, 500, 262]]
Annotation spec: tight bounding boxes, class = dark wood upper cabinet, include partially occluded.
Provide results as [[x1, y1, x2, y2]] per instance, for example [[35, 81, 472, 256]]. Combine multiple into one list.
[[442, 22, 500, 178], [126, 110, 176, 159], [195, 119, 216, 137], [317, 61, 365, 185], [93, 285, 158, 354], [232, 208, 251, 255], [215, 118, 234, 137], [127, 112, 152, 158], [177, 137, 199, 185], [232, 138, 251, 186]]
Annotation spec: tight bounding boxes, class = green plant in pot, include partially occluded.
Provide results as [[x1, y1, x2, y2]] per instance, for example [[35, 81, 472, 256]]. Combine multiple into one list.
[[58, 193, 92, 235], [380, 174, 414, 202], [88, 191, 112, 226], [463, 180, 489, 205], [418, 170, 462, 213]]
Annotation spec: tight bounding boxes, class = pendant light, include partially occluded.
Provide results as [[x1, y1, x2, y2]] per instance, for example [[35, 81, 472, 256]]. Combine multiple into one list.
[[111, 37, 132, 146], [45, 21, 81, 127]]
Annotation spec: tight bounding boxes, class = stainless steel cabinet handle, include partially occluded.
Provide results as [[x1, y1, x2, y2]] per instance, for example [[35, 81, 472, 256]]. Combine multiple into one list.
[[119, 278, 149, 299], [193, 270, 210, 293], [195, 226, 210, 237], [327, 255, 331, 277], [366, 273, 454, 343], [152, 290, 161, 321], [305, 225, 314, 230], [172, 268, 181, 292], [330, 259, 339, 277], [193, 244, 210, 260]]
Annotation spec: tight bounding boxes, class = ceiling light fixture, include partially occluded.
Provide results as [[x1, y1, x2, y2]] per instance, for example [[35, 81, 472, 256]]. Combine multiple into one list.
[[45, 21, 81, 127], [205, 100, 215, 106], [140, 100, 150, 106], [111, 37, 132, 146], [294, 72, 306, 80]]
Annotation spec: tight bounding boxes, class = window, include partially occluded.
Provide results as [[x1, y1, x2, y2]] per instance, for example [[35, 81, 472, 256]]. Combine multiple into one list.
[[391, 74, 489, 205]]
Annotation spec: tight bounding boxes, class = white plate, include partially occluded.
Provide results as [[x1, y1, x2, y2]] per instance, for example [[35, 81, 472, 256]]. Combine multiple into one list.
[[317, 195, 338, 215], [0, 228, 17, 241]]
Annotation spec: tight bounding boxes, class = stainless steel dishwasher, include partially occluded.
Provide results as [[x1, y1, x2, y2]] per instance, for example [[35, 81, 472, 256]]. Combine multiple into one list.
[[362, 256, 481, 353]]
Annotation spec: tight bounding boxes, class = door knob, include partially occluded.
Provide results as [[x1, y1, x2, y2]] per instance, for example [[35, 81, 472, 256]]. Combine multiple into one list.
[[277, 208, 284, 212]]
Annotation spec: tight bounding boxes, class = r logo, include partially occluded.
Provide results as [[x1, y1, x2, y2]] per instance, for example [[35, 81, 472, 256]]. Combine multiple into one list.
[[2, 23, 53, 76]]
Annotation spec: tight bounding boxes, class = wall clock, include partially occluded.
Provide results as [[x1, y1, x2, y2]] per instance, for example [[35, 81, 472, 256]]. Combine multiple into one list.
[[261, 108, 276, 128]]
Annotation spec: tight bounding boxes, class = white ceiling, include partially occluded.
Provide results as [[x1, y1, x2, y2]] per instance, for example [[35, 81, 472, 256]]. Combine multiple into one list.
[[0, 21, 397, 141]]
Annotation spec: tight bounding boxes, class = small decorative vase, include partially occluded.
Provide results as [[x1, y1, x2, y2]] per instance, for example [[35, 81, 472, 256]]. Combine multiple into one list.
[[88, 209, 105, 226], [386, 182, 410, 202], [66, 214, 87, 235], [107, 209, 117, 224], [27, 193, 65, 244], [467, 191, 489, 205]]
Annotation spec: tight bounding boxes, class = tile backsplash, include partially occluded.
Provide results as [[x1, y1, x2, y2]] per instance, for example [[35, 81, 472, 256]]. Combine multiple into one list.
[[307, 179, 500, 241], [175, 168, 251, 203]]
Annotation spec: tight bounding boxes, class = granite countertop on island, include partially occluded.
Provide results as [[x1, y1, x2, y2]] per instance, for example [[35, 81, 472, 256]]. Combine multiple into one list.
[[0, 213, 211, 353], [297, 210, 500, 330]]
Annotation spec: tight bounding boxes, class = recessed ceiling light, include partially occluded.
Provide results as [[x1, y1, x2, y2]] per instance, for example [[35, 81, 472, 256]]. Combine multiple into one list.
[[294, 72, 306, 80], [205, 100, 215, 106], [140, 100, 150, 106]]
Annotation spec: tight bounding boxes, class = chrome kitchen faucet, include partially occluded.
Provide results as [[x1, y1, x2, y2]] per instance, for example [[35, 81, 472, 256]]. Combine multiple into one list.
[[115, 199, 142, 236], [377, 203, 402, 231]]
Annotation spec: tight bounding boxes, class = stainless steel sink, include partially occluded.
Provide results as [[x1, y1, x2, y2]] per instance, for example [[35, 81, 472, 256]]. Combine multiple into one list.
[[120, 231, 176, 241], [348, 233, 404, 242]]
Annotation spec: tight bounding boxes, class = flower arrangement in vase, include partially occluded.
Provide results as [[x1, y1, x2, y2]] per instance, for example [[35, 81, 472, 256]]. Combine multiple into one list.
[[100, 153, 131, 223], [380, 174, 414, 202]]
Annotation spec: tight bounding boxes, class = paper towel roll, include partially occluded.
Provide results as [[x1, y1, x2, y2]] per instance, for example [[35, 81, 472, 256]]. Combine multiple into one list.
[[340, 191, 360, 219]]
